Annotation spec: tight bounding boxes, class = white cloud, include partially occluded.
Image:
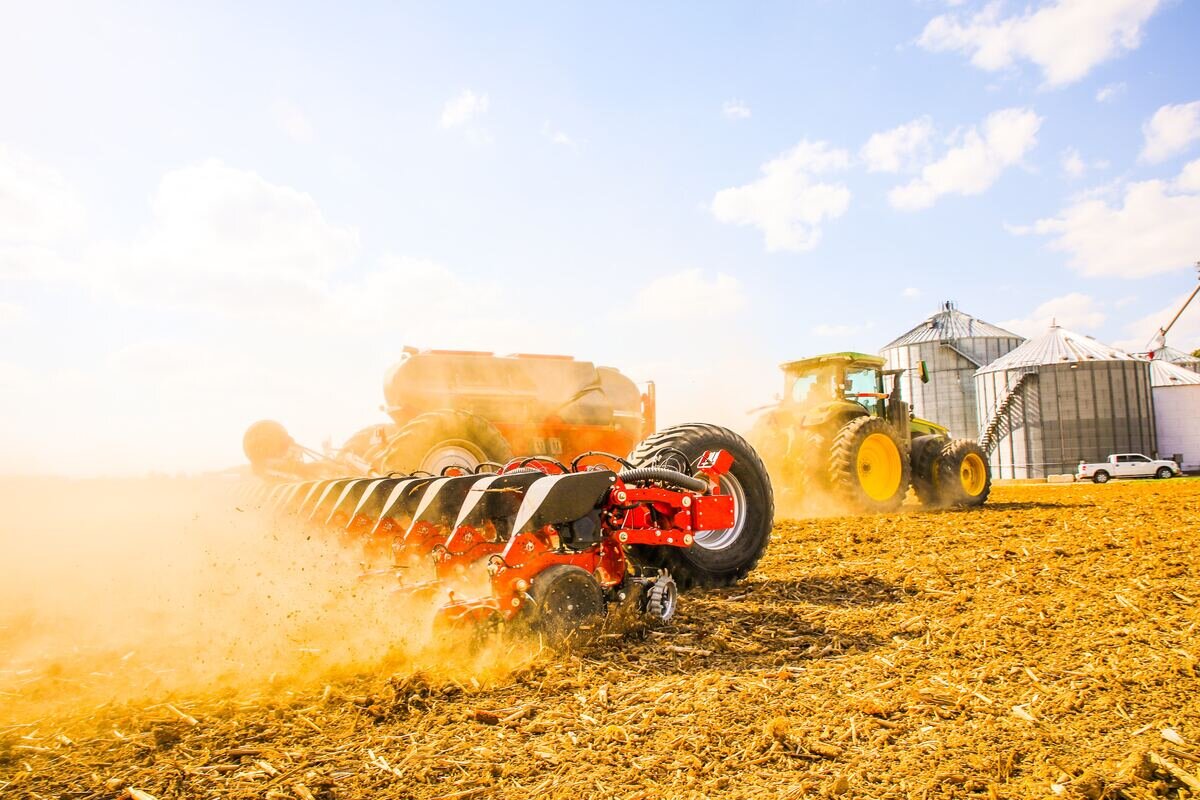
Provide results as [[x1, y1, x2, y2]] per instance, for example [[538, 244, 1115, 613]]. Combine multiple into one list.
[[0, 143, 86, 248], [902, 287, 922, 299], [711, 141, 851, 252], [270, 99, 314, 144], [918, 0, 1161, 87], [1024, 158, 1200, 278], [540, 122, 576, 148], [1140, 101, 1200, 164], [1096, 82, 1126, 103], [1062, 147, 1086, 178], [1115, 292, 1200, 353], [89, 159, 360, 314], [440, 89, 489, 129], [889, 108, 1041, 211], [621, 269, 746, 322], [722, 100, 751, 120], [1000, 292, 1106, 338], [861, 117, 934, 173]]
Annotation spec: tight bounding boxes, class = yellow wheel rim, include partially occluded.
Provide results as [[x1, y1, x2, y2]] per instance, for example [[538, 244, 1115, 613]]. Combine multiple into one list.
[[960, 452, 987, 496], [856, 433, 903, 501]]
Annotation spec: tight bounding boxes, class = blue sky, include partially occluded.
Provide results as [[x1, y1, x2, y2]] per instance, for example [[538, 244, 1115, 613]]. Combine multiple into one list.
[[2, 0, 1199, 474]]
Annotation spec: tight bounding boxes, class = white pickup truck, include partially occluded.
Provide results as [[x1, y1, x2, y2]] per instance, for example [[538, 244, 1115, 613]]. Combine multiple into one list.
[[1076, 454, 1181, 483]]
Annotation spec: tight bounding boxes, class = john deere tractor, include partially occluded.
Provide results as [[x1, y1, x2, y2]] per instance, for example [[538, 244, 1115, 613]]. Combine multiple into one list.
[[749, 352, 990, 513]]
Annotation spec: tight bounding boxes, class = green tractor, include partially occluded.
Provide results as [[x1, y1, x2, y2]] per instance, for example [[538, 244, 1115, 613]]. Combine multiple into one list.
[[749, 352, 990, 513]]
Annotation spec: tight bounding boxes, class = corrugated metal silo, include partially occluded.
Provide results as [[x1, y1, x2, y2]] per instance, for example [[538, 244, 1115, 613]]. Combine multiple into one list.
[[1148, 344, 1200, 374], [975, 326, 1156, 478], [1149, 358, 1200, 471], [881, 301, 1024, 439]]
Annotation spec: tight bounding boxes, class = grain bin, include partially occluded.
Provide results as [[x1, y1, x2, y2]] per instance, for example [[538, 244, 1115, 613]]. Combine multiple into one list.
[[1149, 358, 1200, 472], [975, 325, 1156, 479], [1148, 344, 1200, 374], [881, 302, 1024, 440]]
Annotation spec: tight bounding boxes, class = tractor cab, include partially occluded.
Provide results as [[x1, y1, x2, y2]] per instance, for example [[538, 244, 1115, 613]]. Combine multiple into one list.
[[780, 352, 890, 419]]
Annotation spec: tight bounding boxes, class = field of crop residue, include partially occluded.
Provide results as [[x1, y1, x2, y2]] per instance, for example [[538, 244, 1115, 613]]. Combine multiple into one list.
[[2, 478, 1198, 799]]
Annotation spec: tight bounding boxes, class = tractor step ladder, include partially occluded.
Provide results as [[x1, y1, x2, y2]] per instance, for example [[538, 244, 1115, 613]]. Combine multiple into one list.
[[978, 368, 1035, 454]]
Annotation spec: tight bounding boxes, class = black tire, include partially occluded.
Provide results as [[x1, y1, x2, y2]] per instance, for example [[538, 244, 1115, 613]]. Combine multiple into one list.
[[1093, 471, 1110, 484], [379, 410, 513, 475], [627, 424, 774, 590], [1156, 466, 1173, 479], [524, 564, 605, 647], [934, 439, 992, 507], [828, 417, 910, 513], [341, 423, 399, 464], [910, 434, 947, 507]]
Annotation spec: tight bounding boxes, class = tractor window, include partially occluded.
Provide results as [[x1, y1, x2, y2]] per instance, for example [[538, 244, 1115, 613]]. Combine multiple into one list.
[[845, 368, 879, 397], [791, 375, 818, 403]]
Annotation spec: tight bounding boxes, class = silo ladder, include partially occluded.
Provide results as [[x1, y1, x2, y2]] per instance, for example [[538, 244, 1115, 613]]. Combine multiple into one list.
[[978, 368, 1036, 454]]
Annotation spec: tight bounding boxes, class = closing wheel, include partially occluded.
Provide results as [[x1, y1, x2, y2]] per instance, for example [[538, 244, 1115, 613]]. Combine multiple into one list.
[[644, 573, 678, 622], [1093, 470, 1110, 484], [626, 423, 774, 590], [379, 410, 513, 475], [524, 564, 605, 647], [1156, 466, 1174, 479], [935, 439, 992, 507], [828, 417, 910, 513]]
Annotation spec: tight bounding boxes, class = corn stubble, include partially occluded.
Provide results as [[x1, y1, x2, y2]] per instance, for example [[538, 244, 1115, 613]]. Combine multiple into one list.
[[2, 479, 1198, 799]]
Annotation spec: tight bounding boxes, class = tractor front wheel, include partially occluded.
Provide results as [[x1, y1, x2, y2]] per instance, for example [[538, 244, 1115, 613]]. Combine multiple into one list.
[[627, 424, 774, 590], [909, 434, 946, 508], [828, 417, 910, 513]]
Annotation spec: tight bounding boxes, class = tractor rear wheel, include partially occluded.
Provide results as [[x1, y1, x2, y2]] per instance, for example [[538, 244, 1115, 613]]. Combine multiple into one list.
[[828, 417, 910, 513], [524, 564, 605, 647], [379, 410, 513, 475], [627, 424, 774, 590], [934, 439, 991, 507]]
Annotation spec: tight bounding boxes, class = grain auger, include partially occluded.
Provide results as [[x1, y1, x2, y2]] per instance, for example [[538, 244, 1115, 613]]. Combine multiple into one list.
[[248, 424, 774, 645]]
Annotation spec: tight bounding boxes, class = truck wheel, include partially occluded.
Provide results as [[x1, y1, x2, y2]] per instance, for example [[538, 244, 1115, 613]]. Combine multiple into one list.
[[909, 434, 946, 508], [828, 417, 910, 513], [1093, 471, 1110, 484], [627, 424, 774, 590], [1156, 466, 1174, 479], [934, 439, 991, 507], [379, 410, 513, 475]]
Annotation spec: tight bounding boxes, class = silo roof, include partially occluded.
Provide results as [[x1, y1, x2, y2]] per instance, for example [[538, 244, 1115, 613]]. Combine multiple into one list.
[[978, 325, 1141, 374], [883, 302, 1023, 348], [1149, 358, 1200, 387], [1149, 344, 1200, 364]]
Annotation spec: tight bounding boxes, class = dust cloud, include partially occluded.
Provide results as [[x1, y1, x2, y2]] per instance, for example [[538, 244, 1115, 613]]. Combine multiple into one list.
[[0, 475, 525, 724]]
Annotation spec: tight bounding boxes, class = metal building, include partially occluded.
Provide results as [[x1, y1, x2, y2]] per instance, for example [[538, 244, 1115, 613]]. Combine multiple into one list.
[[1149, 358, 1200, 472], [975, 325, 1156, 479], [881, 302, 1024, 440], [1148, 344, 1200, 374]]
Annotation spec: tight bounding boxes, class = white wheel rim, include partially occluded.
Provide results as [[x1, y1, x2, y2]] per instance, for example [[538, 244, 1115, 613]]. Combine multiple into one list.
[[692, 472, 746, 550], [419, 440, 486, 475]]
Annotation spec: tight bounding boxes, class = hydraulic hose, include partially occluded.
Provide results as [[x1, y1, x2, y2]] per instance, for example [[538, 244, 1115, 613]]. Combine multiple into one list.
[[617, 466, 708, 493]]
